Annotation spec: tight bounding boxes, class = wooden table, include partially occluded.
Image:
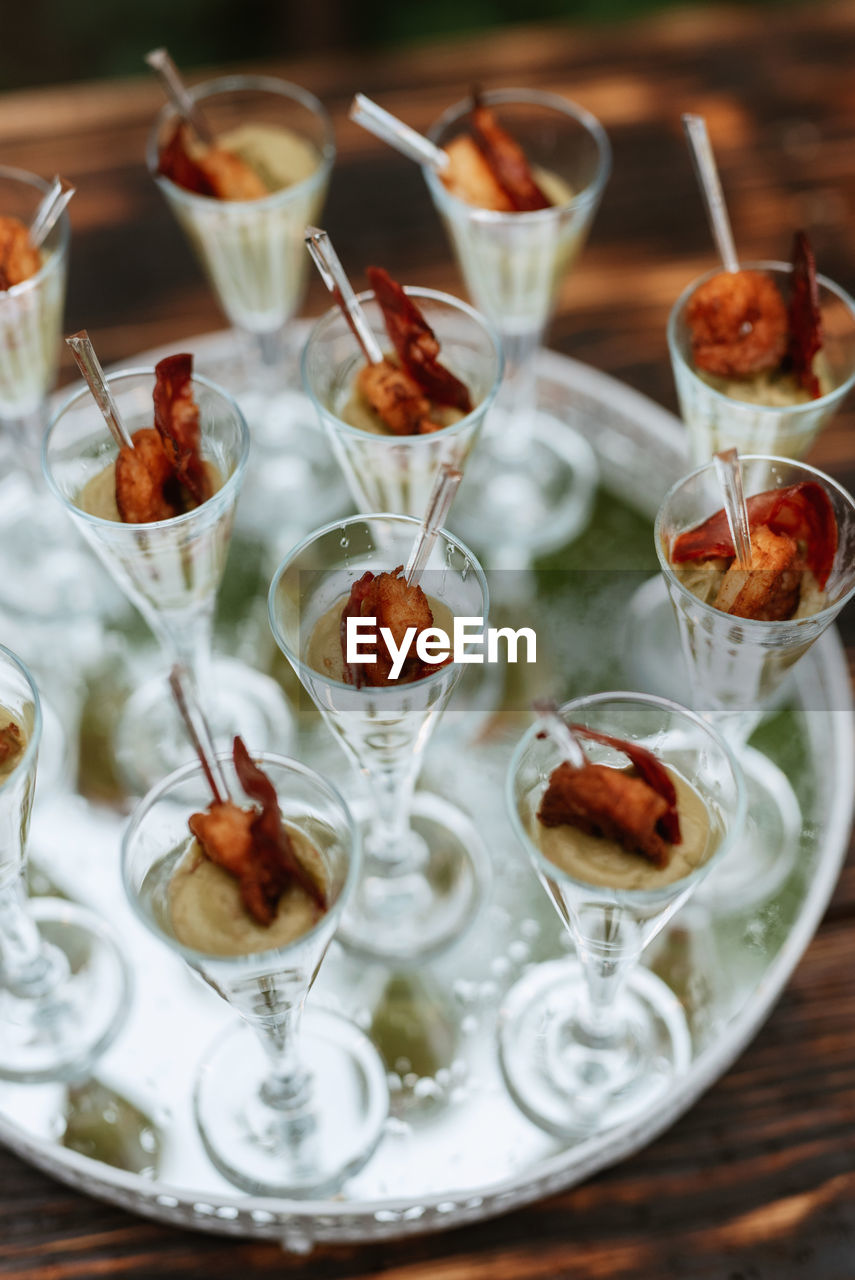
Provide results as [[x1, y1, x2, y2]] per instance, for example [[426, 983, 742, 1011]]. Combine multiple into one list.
[[2, 4, 855, 1276]]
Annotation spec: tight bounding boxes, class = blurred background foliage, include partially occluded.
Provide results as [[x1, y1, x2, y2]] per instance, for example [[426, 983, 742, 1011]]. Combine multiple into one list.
[[4, 0, 785, 89]]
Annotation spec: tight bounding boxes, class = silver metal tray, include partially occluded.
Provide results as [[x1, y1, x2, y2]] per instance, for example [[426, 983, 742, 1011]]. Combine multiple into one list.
[[0, 337, 851, 1251]]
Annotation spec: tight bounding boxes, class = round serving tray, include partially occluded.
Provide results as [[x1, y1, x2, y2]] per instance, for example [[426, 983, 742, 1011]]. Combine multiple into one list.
[[0, 338, 851, 1251]]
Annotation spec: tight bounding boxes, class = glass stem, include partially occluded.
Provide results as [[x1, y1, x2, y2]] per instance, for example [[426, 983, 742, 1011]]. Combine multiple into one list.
[[491, 327, 542, 464], [252, 328, 287, 372], [242, 327, 291, 401], [258, 1002, 312, 1112], [0, 874, 67, 999], [363, 748, 422, 870], [572, 906, 638, 1047], [155, 602, 216, 709], [225, 973, 313, 1113], [2, 403, 48, 489]]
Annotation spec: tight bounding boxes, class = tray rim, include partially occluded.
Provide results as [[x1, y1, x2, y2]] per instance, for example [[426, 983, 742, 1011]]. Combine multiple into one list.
[[1, 341, 851, 1246]]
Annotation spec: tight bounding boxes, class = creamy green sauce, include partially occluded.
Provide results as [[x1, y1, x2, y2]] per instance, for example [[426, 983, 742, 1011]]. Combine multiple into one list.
[[76, 458, 222, 523], [699, 353, 833, 406], [218, 123, 319, 194], [340, 384, 465, 437], [169, 826, 325, 956]]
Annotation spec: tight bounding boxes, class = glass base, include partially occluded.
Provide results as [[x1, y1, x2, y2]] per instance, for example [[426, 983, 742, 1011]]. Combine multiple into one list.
[[337, 792, 491, 963], [194, 1008, 389, 1197], [695, 745, 802, 912], [0, 475, 115, 621], [451, 409, 598, 568], [498, 958, 691, 1137], [235, 385, 351, 552], [0, 899, 130, 1083], [115, 656, 295, 796]]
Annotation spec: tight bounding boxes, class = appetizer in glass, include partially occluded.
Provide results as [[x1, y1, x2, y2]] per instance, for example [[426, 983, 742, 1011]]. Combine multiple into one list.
[[43, 354, 293, 792], [147, 66, 344, 542], [422, 89, 609, 563], [269, 512, 490, 960], [670, 234, 855, 463], [0, 168, 109, 621], [655, 454, 855, 904], [0, 644, 129, 1081], [501, 693, 744, 1135], [303, 262, 502, 517], [123, 739, 387, 1195]]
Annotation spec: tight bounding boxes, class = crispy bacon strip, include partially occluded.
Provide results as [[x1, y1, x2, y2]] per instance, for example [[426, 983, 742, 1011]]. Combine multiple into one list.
[[158, 122, 268, 201], [469, 94, 551, 213], [570, 725, 681, 845], [539, 762, 671, 867], [366, 267, 473, 413], [233, 737, 327, 913], [188, 737, 327, 927], [670, 481, 837, 590], [157, 123, 217, 197], [339, 566, 442, 688], [153, 353, 211, 504], [786, 231, 823, 398], [340, 570, 377, 688]]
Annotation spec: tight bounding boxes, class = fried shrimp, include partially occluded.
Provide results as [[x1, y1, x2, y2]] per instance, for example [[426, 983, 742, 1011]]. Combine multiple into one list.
[[157, 122, 268, 201], [188, 737, 327, 927], [115, 428, 182, 524], [0, 216, 41, 291], [538, 761, 671, 867], [442, 135, 514, 212], [687, 269, 788, 378], [712, 524, 801, 621], [356, 360, 442, 435], [340, 567, 439, 687]]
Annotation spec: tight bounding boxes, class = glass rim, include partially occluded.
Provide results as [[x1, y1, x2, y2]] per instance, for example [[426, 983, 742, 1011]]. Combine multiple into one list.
[[506, 690, 747, 904], [268, 511, 490, 696], [121, 749, 361, 967], [0, 642, 42, 799], [301, 285, 505, 446], [423, 86, 611, 225], [654, 451, 855, 631], [146, 72, 335, 211], [42, 365, 251, 533], [668, 258, 855, 419], [0, 163, 71, 301]]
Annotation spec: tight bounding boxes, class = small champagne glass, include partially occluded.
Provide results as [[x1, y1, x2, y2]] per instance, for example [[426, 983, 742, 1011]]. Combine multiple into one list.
[[655, 454, 855, 906], [122, 750, 388, 1195], [302, 284, 503, 517], [423, 88, 610, 566], [669, 261, 855, 465], [501, 692, 745, 1135], [147, 73, 347, 546], [43, 366, 294, 793], [0, 643, 130, 1080], [0, 167, 110, 621], [268, 513, 490, 961]]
